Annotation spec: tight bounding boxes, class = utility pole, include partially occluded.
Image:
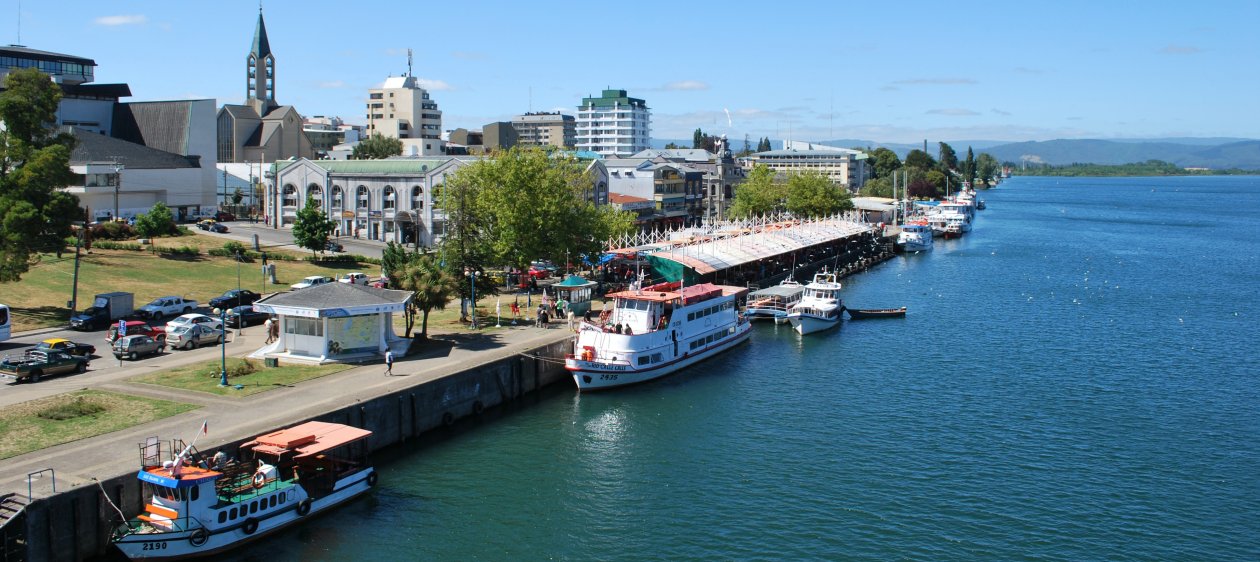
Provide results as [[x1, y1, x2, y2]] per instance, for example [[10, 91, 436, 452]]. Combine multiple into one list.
[[112, 158, 124, 220], [69, 208, 87, 318]]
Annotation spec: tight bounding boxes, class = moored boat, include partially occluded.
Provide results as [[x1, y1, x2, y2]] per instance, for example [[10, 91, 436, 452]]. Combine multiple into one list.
[[111, 421, 376, 560], [786, 271, 843, 335], [746, 278, 804, 322], [566, 281, 750, 390], [845, 306, 907, 319], [897, 220, 934, 252]]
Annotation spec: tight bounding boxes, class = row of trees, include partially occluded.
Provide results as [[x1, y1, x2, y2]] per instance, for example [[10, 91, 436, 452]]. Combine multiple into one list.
[[859, 142, 1000, 200], [728, 166, 855, 218]]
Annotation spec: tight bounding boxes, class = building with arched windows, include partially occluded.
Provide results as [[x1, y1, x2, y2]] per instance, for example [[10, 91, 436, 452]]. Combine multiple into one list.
[[268, 158, 471, 247]]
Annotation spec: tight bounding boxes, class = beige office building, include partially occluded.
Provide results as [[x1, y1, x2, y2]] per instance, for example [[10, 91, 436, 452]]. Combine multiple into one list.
[[365, 75, 444, 155], [512, 112, 576, 148]]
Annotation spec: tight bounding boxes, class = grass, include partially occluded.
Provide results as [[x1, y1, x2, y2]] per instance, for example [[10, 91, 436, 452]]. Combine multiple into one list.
[[0, 390, 197, 460], [131, 358, 351, 397], [4, 233, 373, 332]]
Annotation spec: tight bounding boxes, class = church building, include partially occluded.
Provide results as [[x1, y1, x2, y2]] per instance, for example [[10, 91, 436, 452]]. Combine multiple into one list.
[[216, 10, 314, 164]]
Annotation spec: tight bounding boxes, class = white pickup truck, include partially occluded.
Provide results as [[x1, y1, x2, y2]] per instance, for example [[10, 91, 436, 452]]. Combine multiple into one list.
[[137, 296, 198, 320]]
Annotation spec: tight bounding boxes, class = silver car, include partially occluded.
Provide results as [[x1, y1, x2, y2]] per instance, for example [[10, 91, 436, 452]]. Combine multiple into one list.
[[112, 335, 163, 360], [167, 324, 223, 350]]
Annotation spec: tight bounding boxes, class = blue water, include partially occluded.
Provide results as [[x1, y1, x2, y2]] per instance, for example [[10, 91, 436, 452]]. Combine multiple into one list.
[[231, 176, 1260, 561]]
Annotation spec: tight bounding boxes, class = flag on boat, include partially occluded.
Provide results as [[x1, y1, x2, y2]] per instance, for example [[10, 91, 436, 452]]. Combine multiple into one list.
[[200, 420, 209, 435]]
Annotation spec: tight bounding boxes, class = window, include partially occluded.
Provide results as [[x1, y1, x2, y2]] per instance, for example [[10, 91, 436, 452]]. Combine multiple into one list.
[[282, 184, 297, 207], [411, 186, 423, 209], [218, 511, 227, 524], [357, 186, 369, 209], [278, 493, 286, 504], [383, 186, 395, 209], [191, 486, 199, 501], [307, 184, 323, 205], [687, 312, 695, 321], [230, 507, 238, 519], [332, 186, 343, 207], [250, 501, 258, 514], [651, 353, 662, 363], [270, 495, 277, 508], [284, 317, 323, 337], [637, 356, 650, 365]]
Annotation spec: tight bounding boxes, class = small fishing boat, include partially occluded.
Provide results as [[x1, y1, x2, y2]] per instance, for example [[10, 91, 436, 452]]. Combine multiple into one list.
[[785, 271, 843, 335], [977, 199, 987, 210], [845, 306, 907, 319], [746, 278, 804, 323], [111, 421, 376, 560], [897, 220, 934, 253]]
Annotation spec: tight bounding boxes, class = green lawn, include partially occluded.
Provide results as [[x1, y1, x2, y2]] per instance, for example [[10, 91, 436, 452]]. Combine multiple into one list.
[[0, 390, 197, 460], [130, 359, 351, 397], [4, 234, 374, 332]]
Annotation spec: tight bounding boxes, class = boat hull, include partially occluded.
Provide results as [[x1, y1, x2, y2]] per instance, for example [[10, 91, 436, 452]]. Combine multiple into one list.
[[787, 313, 840, 335], [567, 323, 751, 391], [112, 469, 375, 561]]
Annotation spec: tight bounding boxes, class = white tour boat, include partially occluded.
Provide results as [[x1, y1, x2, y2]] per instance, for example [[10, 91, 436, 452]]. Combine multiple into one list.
[[786, 271, 844, 335], [746, 278, 804, 323], [898, 220, 934, 252], [567, 281, 750, 390], [111, 421, 376, 560]]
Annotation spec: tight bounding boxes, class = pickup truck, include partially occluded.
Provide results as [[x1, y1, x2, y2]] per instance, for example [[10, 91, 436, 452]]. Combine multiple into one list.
[[0, 350, 89, 383], [137, 296, 198, 320]]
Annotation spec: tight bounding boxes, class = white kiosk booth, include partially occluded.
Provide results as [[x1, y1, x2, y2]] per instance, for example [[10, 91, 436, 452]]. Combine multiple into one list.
[[251, 283, 413, 364]]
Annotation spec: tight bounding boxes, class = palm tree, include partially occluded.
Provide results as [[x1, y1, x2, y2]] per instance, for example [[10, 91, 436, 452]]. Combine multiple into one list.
[[397, 253, 458, 340]]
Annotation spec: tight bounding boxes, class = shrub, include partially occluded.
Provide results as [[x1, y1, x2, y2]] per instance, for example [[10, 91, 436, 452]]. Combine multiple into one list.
[[176, 226, 194, 236], [90, 222, 134, 241], [37, 396, 106, 420], [155, 245, 200, 256], [94, 241, 144, 251], [223, 241, 246, 255], [135, 202, 178, 238]]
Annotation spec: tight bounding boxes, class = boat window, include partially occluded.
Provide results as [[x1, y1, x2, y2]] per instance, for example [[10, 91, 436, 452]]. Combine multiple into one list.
[[637, 300, 650, 311], [278, 493, 286, 504], [251, 501, 258, 514], [270, 495, 277, 508], [218, 511, 227, 524], [191, 486, 199, 501], [230, 507, 237, 519], [637, 356, 650, 365], [687, 312, 695, 321], [729, 327, 736, 334], [651, 353, 662, 362]]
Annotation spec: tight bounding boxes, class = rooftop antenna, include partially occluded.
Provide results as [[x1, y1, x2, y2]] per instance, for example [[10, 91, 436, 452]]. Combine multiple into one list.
[[17, 0, 21, 45], [406, 48, 413, 77]]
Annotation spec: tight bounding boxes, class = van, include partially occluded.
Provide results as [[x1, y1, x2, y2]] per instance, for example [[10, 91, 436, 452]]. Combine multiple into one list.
[[0, 304, 10, 343]]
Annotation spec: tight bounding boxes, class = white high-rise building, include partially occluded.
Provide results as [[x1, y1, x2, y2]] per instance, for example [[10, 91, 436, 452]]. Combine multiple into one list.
[[366, 75, 444, 155], [576, 89, 650, 158]]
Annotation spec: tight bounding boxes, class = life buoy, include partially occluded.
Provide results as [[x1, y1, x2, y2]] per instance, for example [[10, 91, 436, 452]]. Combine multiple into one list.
[[188, 528, 209, 547], [252, 471, 266, 489], [242, 518, 258, 535], [366, 471, 379, 487], [296, 498, 312, 516]]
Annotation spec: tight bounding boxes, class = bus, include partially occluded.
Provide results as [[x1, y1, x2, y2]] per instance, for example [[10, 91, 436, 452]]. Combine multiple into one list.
[[0, 304, 10, 343]]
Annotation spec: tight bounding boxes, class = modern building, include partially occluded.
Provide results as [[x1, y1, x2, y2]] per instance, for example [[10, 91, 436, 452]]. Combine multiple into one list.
[[303, 116, 362, 156], [576, 89, 650, 158], [482, 122, 518, 151], [216, 10, 315, 164], [366, 75, 444, 156], [512, 112, 576, 148], [1, 45, 130, 135], [268, 157, 472, 247], [740, 140, 869, 189], [251, 282, 413, 364]]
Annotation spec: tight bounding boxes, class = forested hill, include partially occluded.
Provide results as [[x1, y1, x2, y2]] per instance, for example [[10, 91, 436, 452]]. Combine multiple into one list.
[[979, 139, 1260, 170]]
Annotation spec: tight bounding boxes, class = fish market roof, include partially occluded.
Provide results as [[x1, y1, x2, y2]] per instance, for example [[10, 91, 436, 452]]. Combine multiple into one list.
[[648, 217, 872, 275]]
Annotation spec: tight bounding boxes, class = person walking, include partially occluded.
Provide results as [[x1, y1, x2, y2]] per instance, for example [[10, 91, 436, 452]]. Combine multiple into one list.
[[263, 317, 274, 344], [567, 309, 576, 331], [384, 349, 394, 376]]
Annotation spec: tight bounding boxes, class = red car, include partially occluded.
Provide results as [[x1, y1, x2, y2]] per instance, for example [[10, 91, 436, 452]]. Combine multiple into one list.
[[215, 211, 236, 222], [106, 320, 166, 345]]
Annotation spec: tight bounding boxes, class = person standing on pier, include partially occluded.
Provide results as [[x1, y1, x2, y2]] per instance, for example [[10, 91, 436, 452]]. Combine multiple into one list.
[[384, 349, 394, 376]]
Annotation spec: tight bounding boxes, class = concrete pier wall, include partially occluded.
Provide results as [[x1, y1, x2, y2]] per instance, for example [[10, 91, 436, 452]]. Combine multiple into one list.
[[18, 338, 572, 562]]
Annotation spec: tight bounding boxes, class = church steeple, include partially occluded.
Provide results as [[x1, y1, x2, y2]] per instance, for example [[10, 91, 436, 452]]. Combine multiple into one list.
[[246, 8, 277, 112]]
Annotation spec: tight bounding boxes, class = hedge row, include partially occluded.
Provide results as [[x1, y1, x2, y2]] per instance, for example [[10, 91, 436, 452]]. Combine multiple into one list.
[[93, 241, 145, 251]]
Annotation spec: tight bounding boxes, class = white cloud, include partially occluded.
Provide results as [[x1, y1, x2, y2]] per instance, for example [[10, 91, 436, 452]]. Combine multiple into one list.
[[926, 108, 980, 116], [94, 14, 147, 26], [417, 79, 453, 91], [663, 80, 709, 91]]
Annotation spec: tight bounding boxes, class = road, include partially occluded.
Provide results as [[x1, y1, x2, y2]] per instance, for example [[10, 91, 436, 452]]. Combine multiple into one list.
[[206, 221, 391, 260]]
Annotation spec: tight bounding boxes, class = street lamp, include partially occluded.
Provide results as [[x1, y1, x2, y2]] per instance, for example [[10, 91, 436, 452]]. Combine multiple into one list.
[[465, 268, 477, 330], [219, 307, 229, 387], [235, 251, 244, 335]]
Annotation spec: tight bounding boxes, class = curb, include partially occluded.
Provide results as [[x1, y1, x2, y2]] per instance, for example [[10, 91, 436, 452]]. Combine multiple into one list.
[[11, 326, 71, 339]]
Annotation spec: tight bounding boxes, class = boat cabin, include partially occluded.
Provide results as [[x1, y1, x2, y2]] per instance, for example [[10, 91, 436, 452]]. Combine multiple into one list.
[[599, 282, 731, 334]]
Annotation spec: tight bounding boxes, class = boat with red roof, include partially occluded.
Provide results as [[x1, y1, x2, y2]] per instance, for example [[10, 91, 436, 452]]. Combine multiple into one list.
[[111, 421, 376, 560], [566, 280, 750, 390]]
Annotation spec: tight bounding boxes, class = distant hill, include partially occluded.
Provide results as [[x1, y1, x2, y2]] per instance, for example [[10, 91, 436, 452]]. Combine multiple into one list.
[[984, 139, 1260, 169]]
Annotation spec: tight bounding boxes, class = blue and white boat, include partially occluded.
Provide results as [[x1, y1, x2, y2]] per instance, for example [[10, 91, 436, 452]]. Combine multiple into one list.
[[746, 278, 804, 323], [786, 271, 844, 335]]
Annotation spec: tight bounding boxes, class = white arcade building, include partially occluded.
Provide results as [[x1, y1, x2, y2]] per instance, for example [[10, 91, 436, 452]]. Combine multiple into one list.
[[251, 283, 412, 364]]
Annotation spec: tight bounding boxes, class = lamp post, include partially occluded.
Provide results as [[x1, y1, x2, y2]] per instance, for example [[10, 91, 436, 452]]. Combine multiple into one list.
[[465, 268, 477, 330], [235, 251, 244, 335], [219, 307, 229, 387]]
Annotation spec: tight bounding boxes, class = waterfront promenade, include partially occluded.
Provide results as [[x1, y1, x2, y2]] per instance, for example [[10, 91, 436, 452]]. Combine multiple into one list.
[[0, 323, 571, 501]]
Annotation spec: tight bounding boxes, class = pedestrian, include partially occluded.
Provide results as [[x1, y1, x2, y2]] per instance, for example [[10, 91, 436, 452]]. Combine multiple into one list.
[[384, 349, 394, 376], [263, 317, 274, 344], [567, 309, 576, 331]]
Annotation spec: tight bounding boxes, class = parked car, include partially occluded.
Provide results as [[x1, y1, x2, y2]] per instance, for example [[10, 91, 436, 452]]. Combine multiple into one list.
[[208, 289, 262, 310], [195, 219, 216, 230], [106, 320, 166, 345], [34, 338, 96, 357], [166, 324, 223, 350], [112, 334, 163, 360], [337, 272, 369, 286], [209, 223, 229, 233], [214, 211, 236, 222], [290, 276, 333, 290], [325, 240, 344, 253], [0, 350, 88, 383], [165, 313, 223, 334], [138, 296, 198, 320], [224, 306, 270, 328], [528, 266, 550, 280]]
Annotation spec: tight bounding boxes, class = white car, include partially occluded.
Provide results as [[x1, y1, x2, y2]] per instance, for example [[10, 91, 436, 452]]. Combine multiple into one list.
[[290, 276, 333, 290], [337, 272, 369, 286], [138, 296, 197, 320], [165, 313, 224, 334]]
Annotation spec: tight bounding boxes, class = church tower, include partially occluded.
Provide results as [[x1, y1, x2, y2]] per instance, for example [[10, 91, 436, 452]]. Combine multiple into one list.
[[246, 9, 277, 114]]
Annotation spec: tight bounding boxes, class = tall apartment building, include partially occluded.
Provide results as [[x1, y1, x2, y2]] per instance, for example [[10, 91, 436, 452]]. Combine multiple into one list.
[[512, 112, 576, 148], [366, 75, 444, 155], [576, 89, 650, 158]]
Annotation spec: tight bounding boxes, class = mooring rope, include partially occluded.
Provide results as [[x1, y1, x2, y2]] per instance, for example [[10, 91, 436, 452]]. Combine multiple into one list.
[[93, 477, 128, 526]]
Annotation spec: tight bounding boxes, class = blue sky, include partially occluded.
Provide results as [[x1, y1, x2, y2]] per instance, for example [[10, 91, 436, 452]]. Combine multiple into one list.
[[8, 0, 1259, 144]]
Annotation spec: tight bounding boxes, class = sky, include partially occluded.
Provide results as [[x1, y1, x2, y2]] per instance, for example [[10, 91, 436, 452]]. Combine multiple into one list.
[[7, 0, 1259, 145]]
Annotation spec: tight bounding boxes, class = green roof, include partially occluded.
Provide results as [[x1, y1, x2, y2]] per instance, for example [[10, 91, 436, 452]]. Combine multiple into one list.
[[580, 89, 646, 109], [275, 158, 456, 175]]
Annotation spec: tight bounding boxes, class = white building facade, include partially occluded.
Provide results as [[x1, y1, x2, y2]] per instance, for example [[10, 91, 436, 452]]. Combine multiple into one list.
[[575, 89, 650, 158], [740, 141, 870, 189]]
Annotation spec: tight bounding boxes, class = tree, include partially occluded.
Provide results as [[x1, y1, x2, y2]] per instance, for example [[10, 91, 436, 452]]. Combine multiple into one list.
[[0, 67, 80, 282], [925, 170, 947, 197], [740, 134, 752, 156], [291, 197, 336, 257], [757, 137, 772, 152], [976, 152, 999, 184], [963, 147, 977, 187], [858, 176, 893, 198], [351, 133, 403, 160], [904, 149, 936, 171], [938, 142, 958, 173], [381, 241, 411, 289], [785, 171, 852, 218], [664, 142, 681, 149], [397, 252, 458, 340], [870, 147, 902, 179], [692, 128, 716, 152], [907, 178, 938, 199], [728, 165, 783, 218], [232, 187, 244, 205], [134, 202, 177, 238]]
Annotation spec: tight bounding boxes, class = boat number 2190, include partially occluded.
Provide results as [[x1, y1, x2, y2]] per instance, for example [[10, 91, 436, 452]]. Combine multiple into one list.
[[600, 374, 619, 381], [141, 541, 168, 551]]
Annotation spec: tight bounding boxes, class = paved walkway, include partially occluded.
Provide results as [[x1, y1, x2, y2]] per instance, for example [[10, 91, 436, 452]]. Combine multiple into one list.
[[0, 323, 573, 499]]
